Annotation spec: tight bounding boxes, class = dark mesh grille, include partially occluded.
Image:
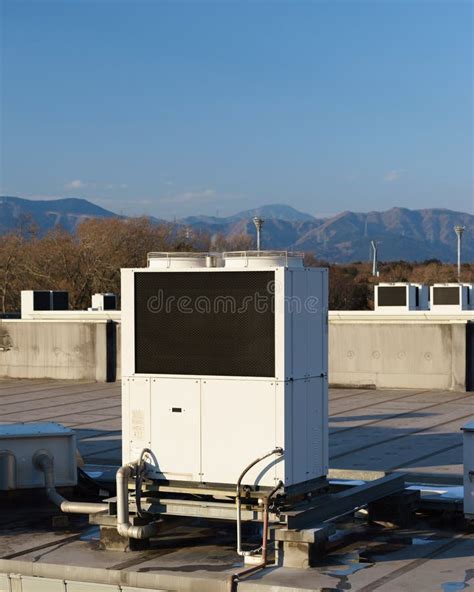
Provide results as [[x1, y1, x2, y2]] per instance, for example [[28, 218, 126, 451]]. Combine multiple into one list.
[[51, 291, 68, 310], [378, 286, 406, 306], [134, 271, 275, 377], [33, 291, 68, 310], [433, 287, 459, 305], [33, 291, 52, 310], [103, 294, 117, 310]]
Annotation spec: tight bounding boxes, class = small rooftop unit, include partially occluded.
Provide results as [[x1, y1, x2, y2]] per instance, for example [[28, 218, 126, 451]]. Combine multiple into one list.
[[90, 292, 117, 311], [0, 423, 76, 491], [375, 283, 429, 312], [121, 251, 328, 492], [21, 290, 69, 318], [430, 283, 473, 312]]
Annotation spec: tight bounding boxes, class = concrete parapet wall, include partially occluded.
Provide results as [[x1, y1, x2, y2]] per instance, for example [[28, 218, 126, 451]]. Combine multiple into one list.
[[0, 316, 470, 390], [0, 320, 113, 381], [329, 321, 467, 390]]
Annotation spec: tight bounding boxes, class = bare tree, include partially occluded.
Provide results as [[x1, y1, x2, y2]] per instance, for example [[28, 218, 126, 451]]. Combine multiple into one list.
[[0, 220, 472, 312]]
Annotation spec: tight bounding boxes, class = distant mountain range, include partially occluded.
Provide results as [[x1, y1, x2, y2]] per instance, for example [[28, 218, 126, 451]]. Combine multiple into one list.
[[1, 195, 472, 263], [0, 196, 117, 235]]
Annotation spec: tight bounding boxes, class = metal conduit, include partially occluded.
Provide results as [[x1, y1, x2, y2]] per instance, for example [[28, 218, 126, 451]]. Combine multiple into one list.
[[235, 447, 283, 557], [228, 478, 283, 592], [116, 456, 157, 540], [34, 450, 108, 514]]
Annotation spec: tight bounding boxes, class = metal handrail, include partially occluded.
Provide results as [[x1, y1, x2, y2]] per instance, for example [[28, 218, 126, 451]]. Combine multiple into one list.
[[223, 250, 303, 259]]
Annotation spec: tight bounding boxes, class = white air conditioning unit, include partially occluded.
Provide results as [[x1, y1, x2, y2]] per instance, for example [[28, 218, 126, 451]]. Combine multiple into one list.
[[430, 283, 473, 312], [121, 251, 328, 492], [375, 283, 429, 312], [91, 293, 117, 311], [21, 290, 69, 318]]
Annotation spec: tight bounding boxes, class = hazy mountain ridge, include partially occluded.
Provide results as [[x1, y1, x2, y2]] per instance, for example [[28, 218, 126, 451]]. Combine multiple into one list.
[[0, 196, 118, 234], [292, 207, 474, 262], [1, 196, 472, 263]]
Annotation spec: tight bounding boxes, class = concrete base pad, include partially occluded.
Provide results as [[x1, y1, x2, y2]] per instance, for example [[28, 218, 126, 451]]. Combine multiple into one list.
[[274, 524, 335, 568]]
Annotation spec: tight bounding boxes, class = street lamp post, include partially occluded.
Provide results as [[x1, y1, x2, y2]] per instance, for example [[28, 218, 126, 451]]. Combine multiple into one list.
[[253, 216, 264, 251], [454, 225, 465, 282], [371, 240, 378, 277]]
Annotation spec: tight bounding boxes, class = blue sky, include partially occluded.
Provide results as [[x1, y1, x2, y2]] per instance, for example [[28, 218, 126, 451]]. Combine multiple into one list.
[[1, 0, 472, 219]]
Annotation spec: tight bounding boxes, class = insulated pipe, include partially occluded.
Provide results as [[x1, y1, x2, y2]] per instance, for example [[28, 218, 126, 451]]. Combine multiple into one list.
[[235, 447, 283, 557], [0, 450, 16, 490], [33, 450, 108, 514], [116, 459, 157, 540]]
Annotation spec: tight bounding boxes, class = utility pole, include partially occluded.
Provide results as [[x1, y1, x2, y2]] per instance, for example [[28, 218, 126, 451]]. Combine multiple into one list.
[[454, 225, 465, 282], [371, 240, 378, 277], [253, 216, 264, 251]]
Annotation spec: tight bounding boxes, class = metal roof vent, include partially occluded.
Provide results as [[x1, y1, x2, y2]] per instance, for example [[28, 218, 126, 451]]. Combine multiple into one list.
[[223, 250, 304, 269]]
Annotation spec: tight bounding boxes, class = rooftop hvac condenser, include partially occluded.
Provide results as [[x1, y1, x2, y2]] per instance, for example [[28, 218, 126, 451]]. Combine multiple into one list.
[[21, 290, 69, 317], [375, 283, 429, 312], [91, 292, 117, 311], [430, 283, 473, 312], [121, 251, 328, 492]]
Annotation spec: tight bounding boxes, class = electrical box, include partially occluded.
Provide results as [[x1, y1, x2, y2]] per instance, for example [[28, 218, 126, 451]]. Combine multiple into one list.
[[121, 251, 328, 491], [0, 423, 77, 491], [21, 290, 69, 318], [375, 283, 429, 312], [91, 293, 117, 311], [430, 283, 473, 313], [462, 420, 474, 519]]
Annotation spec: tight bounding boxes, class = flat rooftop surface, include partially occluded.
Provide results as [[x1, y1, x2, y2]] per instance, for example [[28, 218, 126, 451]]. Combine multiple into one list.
[[0, 379, 471, 482], [0, 509, 473, 592], [0, 380, 472, 591]]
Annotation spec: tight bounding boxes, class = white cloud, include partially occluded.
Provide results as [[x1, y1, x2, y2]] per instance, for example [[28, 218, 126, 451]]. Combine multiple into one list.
[[160, 189, 216, 204], [65, 179, 85, 190], [384, 169, 406, 182]]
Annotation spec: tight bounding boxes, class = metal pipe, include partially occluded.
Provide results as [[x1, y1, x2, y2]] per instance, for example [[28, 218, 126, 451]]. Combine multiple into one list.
[[135, 447, 152, 518], [0, 450, 16, 490], [267, 479, 284, 508], [228, 480, 282, 592], [116, 458, 157, 540], [235, 447, 283, 557], [228, 498, 269, 592], [34, 450, 107, 514]]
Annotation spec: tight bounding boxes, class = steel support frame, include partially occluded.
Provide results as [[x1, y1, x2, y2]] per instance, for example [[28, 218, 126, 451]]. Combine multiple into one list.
[[281, 473, 406, 529], [91, 473, 406, 559]]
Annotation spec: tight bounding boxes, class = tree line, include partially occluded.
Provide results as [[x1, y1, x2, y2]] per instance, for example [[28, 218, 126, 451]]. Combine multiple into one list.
[[0, 217, 472, 313]]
